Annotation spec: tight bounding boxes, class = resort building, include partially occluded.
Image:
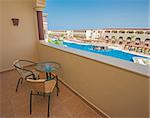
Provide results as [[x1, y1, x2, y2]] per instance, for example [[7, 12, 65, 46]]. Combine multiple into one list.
[[43, 13, 49, 42], [50, 30, 67, 37], [92, 30, 103, 40], [1, 0, 149, 118], [86, 29, 93, 39], [48, 28, 150, 55], [66, 30, 74, 38], [102, 28, 150, 42], [84, 29, 103, 40], [73, 30, 86, 39], [49, 28, 150, 43]]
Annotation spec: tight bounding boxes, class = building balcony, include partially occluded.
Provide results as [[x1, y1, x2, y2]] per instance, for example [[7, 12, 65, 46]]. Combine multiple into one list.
[[0, 0, 149, 118]]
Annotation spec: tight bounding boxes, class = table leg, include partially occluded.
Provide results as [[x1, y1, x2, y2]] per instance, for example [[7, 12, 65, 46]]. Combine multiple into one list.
[[56, 75, 59, 96], [49, 72, 52, 78], [46, 72, 49, 80]]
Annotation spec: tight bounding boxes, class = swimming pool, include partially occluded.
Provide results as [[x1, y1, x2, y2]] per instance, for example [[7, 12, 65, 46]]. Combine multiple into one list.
[[63, 41, 145, 62]]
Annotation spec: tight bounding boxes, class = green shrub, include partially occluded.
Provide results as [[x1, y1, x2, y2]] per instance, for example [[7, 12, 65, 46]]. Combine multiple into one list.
[[48, 39, 63, 46]]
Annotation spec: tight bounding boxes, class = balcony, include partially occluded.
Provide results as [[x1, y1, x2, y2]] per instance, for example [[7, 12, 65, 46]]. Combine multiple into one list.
[[0, 0, 150, 118]]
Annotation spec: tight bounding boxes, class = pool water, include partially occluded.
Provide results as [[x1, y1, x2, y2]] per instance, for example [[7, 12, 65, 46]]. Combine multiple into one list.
[[63, 42, 144, 62]]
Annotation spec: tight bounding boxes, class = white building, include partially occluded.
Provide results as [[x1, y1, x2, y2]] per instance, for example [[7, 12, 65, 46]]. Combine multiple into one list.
[[66, 30, 74, 38], [86, 30, 103, 40], [85, 28, 150, 41], [48, 28, 150, 43], [43, 13, 48, 42], [49, 30, 67, 37], [86, 30, 92, 39], [102, 28, 150, 42], [73, 30, 86, 38], [92, 30, 103, 40]]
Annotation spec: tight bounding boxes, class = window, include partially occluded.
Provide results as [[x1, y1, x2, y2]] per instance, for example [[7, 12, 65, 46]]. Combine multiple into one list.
[[126, 31, 134, 34], [119, 31, 125, 33], [119, 37, 123, 40], [111, 31, 117, 33], [135, 31, 144, 34], [105, 36, 109, 39], [145, 38, 150, 41], [145, 31, 150, 34], [127, 37, 131, 40], [105, 31, 110, 33], [135, 38, 141, 41]]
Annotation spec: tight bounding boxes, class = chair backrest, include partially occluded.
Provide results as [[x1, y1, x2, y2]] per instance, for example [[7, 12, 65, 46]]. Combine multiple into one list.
[[13, 60, 34, 79], [27, 79, 46, 93], [27, 79, 56, 93], [13, 60, 25, 78]]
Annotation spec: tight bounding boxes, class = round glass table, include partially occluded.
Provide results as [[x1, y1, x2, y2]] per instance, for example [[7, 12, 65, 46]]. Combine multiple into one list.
[[34, 61, 61, 80]]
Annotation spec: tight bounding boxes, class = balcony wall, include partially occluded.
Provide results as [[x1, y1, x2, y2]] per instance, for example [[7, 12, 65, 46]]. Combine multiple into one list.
[[0, 2, 2, 67], [38, 42, 149, 118], [0, 0, 39, 71]]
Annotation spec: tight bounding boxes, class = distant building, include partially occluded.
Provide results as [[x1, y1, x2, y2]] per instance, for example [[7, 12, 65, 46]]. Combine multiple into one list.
[[92, 30, 103, 40], [48, 28, 150, 43], [43, 13, 48, 42], [86, 29, 103, 40], [66, 30, 74, 38], [73, 30, 86, 38], [102, 28, 150, 42], [86, 30, 92, 39], [49, 30, 67, 38]]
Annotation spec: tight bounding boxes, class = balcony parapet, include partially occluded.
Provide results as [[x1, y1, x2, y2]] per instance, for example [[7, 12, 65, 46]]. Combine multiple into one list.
[[40, 40, 150, 77]]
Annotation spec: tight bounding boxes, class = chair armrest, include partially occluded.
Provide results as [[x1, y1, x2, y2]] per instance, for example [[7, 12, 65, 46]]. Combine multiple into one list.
[[20, 59, 38, 65], [27, 78, 46, 83], [44, 79, 56, 84]]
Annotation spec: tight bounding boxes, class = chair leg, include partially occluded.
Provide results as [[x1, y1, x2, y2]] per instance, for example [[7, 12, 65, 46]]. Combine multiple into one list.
[[56, 76, 59, 96], [43, 93, 45, 98], [16, 78, 21, 92], [21, 78, 23, 84], [48, 94, 51, 117], [30, 91, 32, 114]]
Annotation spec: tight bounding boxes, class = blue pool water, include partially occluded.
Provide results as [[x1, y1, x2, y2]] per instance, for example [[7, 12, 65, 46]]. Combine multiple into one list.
[[63, 42, 144, 62]]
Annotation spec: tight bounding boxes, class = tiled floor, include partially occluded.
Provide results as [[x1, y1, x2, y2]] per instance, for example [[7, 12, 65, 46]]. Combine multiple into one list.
[[0, 70, 102, 118]]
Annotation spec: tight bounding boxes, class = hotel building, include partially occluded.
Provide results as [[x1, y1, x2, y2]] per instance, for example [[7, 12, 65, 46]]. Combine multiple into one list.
[[48, 28, 150, 42], [102, 28, 150, 42], [43, 13, 48, 42], [73, 30, 86, 38]]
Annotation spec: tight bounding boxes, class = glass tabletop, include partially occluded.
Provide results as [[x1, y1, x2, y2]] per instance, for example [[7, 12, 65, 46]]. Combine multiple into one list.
[[34, 61, 61, 73]]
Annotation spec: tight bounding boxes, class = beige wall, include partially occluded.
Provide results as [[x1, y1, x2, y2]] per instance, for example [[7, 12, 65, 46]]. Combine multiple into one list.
[[39, 44, 149, 118], [149, 79, 150, 118], [0, 0, 39, 71], [0, 1, 2, 67]]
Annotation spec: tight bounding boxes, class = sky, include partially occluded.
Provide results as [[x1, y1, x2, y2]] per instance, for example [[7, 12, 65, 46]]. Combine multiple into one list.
[[44, 0, 149, 30]]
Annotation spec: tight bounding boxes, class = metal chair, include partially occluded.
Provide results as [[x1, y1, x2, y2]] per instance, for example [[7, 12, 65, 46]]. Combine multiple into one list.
[[13, 59, 39, 92], [38, 72, 60, 96], [26, 78, 56, 117]]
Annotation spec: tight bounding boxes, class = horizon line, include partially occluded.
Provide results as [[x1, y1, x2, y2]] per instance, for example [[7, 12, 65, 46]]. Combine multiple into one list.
[[48, 28, 150, 31]]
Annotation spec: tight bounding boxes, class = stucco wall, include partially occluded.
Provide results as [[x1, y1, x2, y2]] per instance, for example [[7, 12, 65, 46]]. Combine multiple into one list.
[[0, 1, 2, 67], [39, 43, 149, 118], [149, 79, 150, 117], [0, 0, 39, 71]]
